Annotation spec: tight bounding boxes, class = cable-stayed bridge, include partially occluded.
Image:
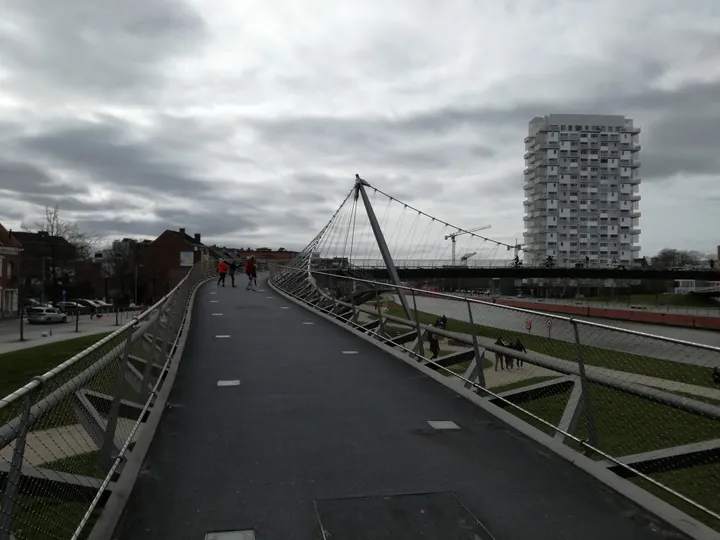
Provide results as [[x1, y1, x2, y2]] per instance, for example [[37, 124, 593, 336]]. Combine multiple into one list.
[[0, 176, 718, 540]]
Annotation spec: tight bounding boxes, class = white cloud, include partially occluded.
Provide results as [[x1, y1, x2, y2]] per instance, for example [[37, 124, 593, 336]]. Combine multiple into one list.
[[0, 0, 718, 257]]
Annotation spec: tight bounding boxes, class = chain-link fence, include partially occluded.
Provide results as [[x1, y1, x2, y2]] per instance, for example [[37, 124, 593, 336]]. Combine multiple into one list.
[[0, 263, 212, 540], [269, 264, 720, 532]]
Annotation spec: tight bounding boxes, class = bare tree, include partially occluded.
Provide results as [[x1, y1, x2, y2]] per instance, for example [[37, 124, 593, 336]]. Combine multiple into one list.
[[23, 204, 100, 259], [654, 248, 714, 269]]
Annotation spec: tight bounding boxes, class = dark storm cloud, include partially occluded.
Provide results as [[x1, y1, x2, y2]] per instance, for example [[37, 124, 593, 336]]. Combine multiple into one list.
[[0, 0, 207, 99], [15, 120, 222, 199], [0, 158, 81, 196], [250, 78, 720, 188]]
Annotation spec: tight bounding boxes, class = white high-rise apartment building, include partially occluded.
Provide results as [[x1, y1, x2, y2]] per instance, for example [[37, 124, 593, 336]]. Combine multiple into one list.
[[523, 114, 641, 267]]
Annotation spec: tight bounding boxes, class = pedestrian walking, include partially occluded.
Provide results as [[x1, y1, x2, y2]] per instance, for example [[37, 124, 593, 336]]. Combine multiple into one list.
[[245, 255, 256, 291], [228, 260, 238, 288], [217, 260, 229, 287]]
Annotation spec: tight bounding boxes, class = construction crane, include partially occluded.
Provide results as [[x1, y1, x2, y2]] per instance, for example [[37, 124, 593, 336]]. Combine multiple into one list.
[[460, 252, 477, 266], [445, 225, 491, 266]]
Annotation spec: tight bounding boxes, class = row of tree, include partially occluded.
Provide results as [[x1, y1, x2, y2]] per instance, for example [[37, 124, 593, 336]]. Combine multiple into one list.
[[652, 248, 716, 269]]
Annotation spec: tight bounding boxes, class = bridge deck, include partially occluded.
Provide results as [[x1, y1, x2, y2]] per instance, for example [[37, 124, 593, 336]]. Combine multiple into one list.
[[119, 278, 690, 540]]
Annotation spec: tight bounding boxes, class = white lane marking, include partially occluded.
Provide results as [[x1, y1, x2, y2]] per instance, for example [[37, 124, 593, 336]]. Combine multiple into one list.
[[341, 350, 359, 355], [216, 380, 241, 387], [210, 300, 219, 303], [205, 530, 255, 539], [215, 335, 231, 338], [210, 292, 217, 295], [280, 306, 290, 310], [212, 313, 223, 316], [427, 420, 460, 430], [303, 322, 314, 325], [266, 296, 274, 299]]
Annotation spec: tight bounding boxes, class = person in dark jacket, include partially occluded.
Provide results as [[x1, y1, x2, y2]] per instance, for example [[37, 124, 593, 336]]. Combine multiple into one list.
[[245, 256, 256, 291], [228, 260, 238, 288]]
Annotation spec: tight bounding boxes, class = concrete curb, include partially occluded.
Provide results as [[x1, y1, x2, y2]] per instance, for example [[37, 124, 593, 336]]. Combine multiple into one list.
[[269, 280, 720, 540], [87, 278, 213, 540]]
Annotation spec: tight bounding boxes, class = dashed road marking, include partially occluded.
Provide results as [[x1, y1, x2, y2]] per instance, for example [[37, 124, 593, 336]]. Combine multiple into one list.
[[280, 306, 290, 310], [212, 313, 223, 316], [210, 300, 219, 303], [210, 292, 217, 295], [303, 322, 314, 325], [215, 335, 231, 339], [341, 350, 359, 355], [216, 380, 241, 387], [205, 530, 255, 539], [266, 296, 274, 299], [427, 420, 460, 430]]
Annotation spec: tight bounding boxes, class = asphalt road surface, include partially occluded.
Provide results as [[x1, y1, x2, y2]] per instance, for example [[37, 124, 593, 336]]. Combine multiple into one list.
[[119, 279, 693, 540], [398, 296, 720, 368]]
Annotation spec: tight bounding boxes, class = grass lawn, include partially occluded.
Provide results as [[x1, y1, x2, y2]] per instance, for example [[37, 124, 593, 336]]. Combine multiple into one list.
[[0, 333, 114, 398], [380, 302, 714, 387], [10, 494, 101, 540], [478, 377, 720, 530]]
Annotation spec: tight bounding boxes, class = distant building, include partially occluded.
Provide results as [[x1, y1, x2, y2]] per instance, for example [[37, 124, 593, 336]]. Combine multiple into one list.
[[523, 114, 641, 267], [9, 230, 77, 302], [140, 228, 219, 302], [0, 223, 22, 316]]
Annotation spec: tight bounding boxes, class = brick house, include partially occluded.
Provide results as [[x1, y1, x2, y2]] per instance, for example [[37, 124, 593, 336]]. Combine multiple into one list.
[[140, 228, 219, 303], [10, 230, 77, 300], [0, 223, 22, 317]]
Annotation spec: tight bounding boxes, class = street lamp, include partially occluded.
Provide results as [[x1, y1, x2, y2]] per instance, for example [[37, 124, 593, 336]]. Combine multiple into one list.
[[40, 255, 52, 305], [134, 263, 143, 305]]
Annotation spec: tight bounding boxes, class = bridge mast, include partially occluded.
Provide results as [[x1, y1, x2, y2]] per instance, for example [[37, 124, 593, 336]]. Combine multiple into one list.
[[354, 174, 413, 320]]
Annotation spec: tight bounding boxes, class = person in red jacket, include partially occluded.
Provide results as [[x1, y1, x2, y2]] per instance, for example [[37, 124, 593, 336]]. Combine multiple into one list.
[[244, 256, 256, 291], [217, 260, 229, 287]]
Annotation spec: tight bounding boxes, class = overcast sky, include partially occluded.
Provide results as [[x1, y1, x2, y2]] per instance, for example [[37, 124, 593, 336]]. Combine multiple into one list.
[[0, 0, 718, 256]]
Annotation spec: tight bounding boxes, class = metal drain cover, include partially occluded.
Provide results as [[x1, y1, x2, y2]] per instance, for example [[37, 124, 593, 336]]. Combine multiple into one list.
[[204, 531, 255, 540], [314, 492, 492, 539]]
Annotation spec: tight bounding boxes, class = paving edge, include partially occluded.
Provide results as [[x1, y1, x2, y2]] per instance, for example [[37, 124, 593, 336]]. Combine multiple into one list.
[[87, 277, 214, 540], [269, 280, 720, 540]]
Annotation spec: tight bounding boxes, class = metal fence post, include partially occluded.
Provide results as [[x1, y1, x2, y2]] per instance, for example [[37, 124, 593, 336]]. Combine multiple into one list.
[[570, 319, 598, 449], [99, 328, 135, 471], [375, 290, 385, 337], [141, 305, 167, 402], [465, 300, 486, 388], [115, 307, 119, 326], [349, 293, 358, 325], [0, 377, 42, 539], [410, 289, 425, 358], [75, 307, 80, 333]]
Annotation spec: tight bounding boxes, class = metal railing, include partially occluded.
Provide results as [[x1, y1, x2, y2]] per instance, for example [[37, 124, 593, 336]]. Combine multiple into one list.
[[0, 261, 213, 540], [269, 263, 720, 532]]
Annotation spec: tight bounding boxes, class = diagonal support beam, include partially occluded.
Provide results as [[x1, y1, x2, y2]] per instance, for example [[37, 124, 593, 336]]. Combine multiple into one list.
[[355, 175, 412, 320]]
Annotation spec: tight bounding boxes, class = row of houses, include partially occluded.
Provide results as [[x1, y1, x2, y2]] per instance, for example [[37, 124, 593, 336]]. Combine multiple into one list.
[[0, 223, 297, 316]]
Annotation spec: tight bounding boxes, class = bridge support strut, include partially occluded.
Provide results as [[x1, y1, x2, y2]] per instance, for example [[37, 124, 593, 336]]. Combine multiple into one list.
[[355, 175, 412, 320]]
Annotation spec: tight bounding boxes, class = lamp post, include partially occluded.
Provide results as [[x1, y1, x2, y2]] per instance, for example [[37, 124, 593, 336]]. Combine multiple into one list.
[[40, 256, 52, 305], [134, 263, 143, 305]]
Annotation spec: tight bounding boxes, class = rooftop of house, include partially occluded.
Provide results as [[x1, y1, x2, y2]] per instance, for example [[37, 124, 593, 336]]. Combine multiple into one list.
[[9, 230, 74, 246], [0, 223, 22, 249]]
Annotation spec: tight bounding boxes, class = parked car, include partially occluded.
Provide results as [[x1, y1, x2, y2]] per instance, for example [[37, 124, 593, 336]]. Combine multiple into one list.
[[27, 307, 68, 324], [56, 301, 81, 312]]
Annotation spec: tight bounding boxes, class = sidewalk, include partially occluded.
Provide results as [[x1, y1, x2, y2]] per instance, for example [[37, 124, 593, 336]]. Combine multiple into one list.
[[0, 311, 141, 355]]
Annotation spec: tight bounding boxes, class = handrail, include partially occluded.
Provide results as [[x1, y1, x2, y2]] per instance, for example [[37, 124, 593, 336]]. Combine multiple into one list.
[[0, 268, 195, 413], [278, 264, 720, 354]]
